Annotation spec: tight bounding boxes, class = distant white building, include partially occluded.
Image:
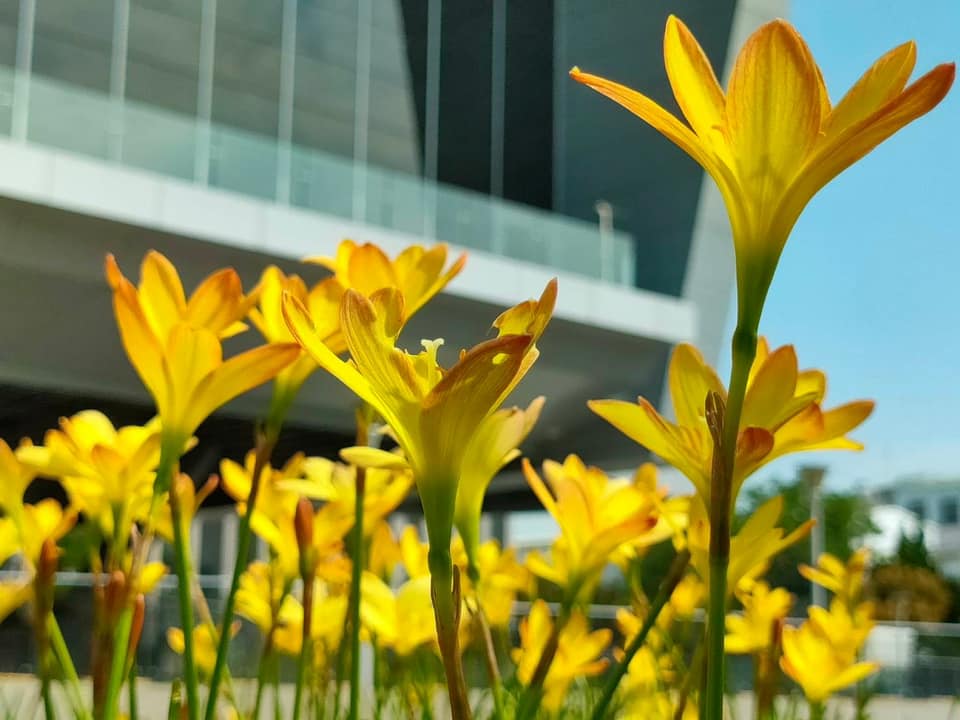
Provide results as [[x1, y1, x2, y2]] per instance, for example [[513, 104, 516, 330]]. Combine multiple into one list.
[[873, 477, 960, 578]]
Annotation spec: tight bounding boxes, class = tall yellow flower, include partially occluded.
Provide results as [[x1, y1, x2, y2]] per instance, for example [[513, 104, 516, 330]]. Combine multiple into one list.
[[167, 623, 238, 678], [523, 455, 659, 603], [250, 242, 464, 424], [454, 396, 544, 573], [780, 616, 878, 703], [105, 252, 300, 459], [725, 582, 793, 654], [800, 548, 870, 608], [282, 280, 555, 567], [19, 411, 162, 540], [571, 16, 954, 325], [590, 339, 872, 509], [513, 600, 611, 713], [687, 495, 811, 596]]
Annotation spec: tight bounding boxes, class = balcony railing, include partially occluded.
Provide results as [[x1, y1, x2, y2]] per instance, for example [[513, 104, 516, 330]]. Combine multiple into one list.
[[0, 66, 635, 286]]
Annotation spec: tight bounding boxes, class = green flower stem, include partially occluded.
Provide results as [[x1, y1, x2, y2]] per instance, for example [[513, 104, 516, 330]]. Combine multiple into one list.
[[347, 466, 366, 720], [127, 662, 139, 720], [472, 599, 505, 720], [704, 323, 758, 720], [205, 427, 280, 720], [48, 615, 89, 720], [40, 672, 55, 720], [591, 549, 691, 720], [292, 569, 315, 720], [809, 701, 826, 720], [170, 477, 200, 720], [101, 607, 134, 720], [252, 638, 274, 720], [428, 547, 471, 720]]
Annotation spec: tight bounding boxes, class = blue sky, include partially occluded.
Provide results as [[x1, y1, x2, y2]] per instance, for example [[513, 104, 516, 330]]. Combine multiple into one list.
[[725, 1, 960, 493]]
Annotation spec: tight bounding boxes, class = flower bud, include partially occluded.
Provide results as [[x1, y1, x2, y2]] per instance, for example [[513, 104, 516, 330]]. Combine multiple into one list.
[[295, 496, 315, 579]]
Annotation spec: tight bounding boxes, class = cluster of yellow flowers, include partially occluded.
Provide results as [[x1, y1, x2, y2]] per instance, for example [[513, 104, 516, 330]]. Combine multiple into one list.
[[0, 13, 952, 720]]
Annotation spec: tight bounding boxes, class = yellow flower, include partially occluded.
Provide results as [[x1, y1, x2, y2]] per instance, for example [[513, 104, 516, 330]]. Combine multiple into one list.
[[389, 576, 439, 656], [800, 548, 870, 608], [612, 464, 690, 569], [282, 456, 413, 537], [252, 242, 465, 427], [590, 339, 873, 508], [220, 451, 303, 528], [0, 499, 76, 570], [305, 240, 466, 320], [512, 600, 611, 713], [399, 525, 430, 580], [780, 618, 878, 702], [105, 252, 300, 454], [367, 521, 401, 579], [19, 411, 162, 539], [725, 581, 793, 654], [0, 438, 36, 517], [454, 396, 544, 571], [687, 495, 811, 596], [0, 580, 32, 624], [465, 539, 532, 628], [167, 623, 238, 678], [807, 598, 875, 661], [523, 455, 658, 602], [155, 474, 217, 545], [283, 279, 555, 558], [235, 561, 299, 653], [571, 16, 954, 325]]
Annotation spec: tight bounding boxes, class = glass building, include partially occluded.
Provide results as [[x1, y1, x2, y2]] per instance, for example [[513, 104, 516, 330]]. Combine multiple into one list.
[[0, 0, 782, 489]]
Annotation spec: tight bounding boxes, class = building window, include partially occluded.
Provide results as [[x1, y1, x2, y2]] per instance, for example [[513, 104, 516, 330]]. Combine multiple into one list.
[[940, 497, 959, 525], [907, 499, 926, 521]]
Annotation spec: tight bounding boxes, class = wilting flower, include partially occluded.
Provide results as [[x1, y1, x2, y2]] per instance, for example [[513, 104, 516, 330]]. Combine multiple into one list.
[[283, 280, 555, 564], [687, 496, 811, 595], [513, 600, 611, 713], [453, 397, 544, 572], [780, 614, 878, 702], [523, 455, 658, 603], [571, 16, 954, 325], [590, 340, 873, 509], [19, 411, 162, 540], [105, 252, 299, 458], [725, 582, 793, 654], [800, 548, 870, 608]]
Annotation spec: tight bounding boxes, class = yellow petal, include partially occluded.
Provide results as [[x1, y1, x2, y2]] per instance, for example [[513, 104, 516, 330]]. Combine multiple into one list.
[[725, 20, 822, 216], [663, 16, 727, 151], [138, 250, 186, 339], [185, 268, 245, 336], [669, 344, 725, 428], [339, 446, 410, 470]]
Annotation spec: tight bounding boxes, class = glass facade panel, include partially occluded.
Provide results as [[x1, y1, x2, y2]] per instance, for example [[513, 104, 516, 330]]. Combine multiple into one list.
[[28, 72, 110, 157], [126, 0, 201, 116], [33, 0, 113, 92], [212, 0, 282, 137], [293, 0, 356, 159]]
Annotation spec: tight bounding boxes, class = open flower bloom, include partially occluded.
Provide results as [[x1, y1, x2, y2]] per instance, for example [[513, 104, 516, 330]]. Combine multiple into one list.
[[283, 279, 556, 554], [454, 396, 544, 570], [513, 600, 611, 713], [687, 495, 811, 596], [523, 455, 659, 602], [19, 411, 162, 540], [571, 16, 954, 325], [280, 456, 413, 536], [235, 560, 304, 656], [725, 581, 793, 654], [807, 598, 875, 661], [220, 451, 306, 530], [305, 240, 466, 320], [367, 520, 401, 579], [452, 538, 532, 628], [612, 464, 691, 568], [106, 252, 300, 454], [0, 499, 76, 622], [0, 439, 36, 518], [590, 339, 873, 509], [800, 548, 870, 608], [780, 617, 879, 703], [167, 623, 238, 678]]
